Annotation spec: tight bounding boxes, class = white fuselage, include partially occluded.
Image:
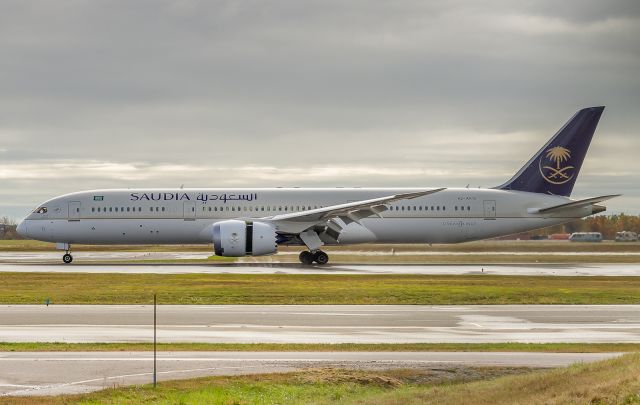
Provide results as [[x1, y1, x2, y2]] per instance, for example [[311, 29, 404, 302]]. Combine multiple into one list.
[[18, 188, 595, 246]]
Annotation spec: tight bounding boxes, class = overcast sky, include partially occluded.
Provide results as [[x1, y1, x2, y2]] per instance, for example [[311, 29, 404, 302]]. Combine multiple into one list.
[[1, 0, 639, 220]]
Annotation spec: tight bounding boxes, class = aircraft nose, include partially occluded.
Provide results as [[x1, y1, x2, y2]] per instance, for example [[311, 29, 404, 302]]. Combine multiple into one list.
[[16, 220, 28, 237]]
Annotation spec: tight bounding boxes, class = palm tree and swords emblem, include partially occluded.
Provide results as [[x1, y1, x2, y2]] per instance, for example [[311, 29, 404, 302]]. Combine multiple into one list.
[[538, 146, 575, 185]]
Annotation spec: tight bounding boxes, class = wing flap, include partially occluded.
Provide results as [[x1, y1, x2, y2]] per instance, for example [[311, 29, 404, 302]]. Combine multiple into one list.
[[269, 188, 446, 224]]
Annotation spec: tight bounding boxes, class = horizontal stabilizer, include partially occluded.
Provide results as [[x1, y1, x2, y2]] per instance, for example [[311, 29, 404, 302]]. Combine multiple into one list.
[[530, 194, 620, 214]]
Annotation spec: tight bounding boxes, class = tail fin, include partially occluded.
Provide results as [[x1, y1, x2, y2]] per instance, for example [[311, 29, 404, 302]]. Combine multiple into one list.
[[498, 106, 604, 197]]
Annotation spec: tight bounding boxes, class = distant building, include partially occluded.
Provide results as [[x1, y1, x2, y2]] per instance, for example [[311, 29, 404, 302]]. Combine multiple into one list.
[[0, 224, 5, 236]]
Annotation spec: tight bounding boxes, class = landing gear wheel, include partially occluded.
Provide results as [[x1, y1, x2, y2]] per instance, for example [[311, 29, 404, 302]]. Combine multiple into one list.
[[313, 250, 329, 265], [299, 251, 314, 265], [62, 253, 73, 264]]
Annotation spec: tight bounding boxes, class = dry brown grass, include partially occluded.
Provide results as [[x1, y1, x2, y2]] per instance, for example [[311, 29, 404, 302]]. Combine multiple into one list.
[[362, 353, 640, 405]]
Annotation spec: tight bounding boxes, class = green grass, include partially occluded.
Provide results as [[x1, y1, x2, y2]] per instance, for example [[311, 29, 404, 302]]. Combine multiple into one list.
[[0, 342, 638, 353], [1, 273, 640, 304], [7, 354, 640, 404]]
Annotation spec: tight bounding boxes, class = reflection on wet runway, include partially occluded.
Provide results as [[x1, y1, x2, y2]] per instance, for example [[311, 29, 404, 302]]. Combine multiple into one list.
[[0, 254, 639, 276]]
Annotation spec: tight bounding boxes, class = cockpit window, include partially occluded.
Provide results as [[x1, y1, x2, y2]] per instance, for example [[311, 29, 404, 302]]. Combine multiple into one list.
[[35, 207, 47, 214]]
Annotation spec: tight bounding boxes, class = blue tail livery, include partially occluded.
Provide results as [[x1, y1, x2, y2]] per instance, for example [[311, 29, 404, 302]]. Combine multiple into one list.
[[498, 106, 604, 197]]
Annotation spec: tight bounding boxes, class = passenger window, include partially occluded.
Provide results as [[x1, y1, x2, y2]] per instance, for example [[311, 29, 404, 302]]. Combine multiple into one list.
[[162, 207, 165, 212], [92, 207, 95, 212], [401, 206, 405, 211], [437, 206, 440, 211], [467, 206, 471, 210], [97, 207, 101, 212], [150, 207, 153, 212], [419, 206, 422, 211], [430, 206, 434, 211], [443, 206, 446, 211], [115, 207, 118, 212], [127, 207, 130, 212], [109, 207, 112, 212]]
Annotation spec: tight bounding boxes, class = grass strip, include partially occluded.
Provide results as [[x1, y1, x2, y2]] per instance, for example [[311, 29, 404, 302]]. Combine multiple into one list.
[[1, 273, 640, 304], [4, 354, 640, 404], [0, 342, 638, 353]]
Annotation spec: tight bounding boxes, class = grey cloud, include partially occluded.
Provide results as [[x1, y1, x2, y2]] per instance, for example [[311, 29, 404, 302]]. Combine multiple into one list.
[[0, 0, 638, 219]]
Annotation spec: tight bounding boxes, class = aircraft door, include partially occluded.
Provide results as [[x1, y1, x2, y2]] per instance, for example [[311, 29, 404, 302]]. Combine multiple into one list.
[[483, 200, 496, 219], [183, 201, 196, 219], [68, 201, 81, 219]]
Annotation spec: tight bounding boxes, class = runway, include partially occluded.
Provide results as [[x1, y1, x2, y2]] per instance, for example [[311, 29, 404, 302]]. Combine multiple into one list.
[[1, 261, 639, 276], [0, 351, 623, 396], [1, 305, 639, 343]]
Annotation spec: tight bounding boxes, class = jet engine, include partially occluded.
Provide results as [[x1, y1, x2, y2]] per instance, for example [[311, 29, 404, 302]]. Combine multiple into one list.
[[212, 220, 277, 257]]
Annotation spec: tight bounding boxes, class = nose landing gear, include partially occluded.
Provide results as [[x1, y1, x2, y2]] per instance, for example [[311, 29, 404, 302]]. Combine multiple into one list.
[[298, 250, 329, 265], [57, 243, 73, 264], [62, 253, 73, 264]]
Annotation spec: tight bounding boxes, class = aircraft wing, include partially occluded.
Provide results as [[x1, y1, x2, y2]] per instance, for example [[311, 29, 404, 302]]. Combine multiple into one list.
[[266, 188, 445, 230], [532, 194, 620, 214]]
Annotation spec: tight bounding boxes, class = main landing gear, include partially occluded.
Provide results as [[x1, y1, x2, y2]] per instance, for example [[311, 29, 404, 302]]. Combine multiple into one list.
[[299, 250, 329, 265]]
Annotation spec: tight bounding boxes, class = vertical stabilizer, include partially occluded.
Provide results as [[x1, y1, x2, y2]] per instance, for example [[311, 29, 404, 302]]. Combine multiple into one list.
[[498, 106, 604, 196]]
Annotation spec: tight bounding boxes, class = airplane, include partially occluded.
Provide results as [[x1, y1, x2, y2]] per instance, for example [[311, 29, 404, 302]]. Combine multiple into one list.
[[17, 106, 618, 265]]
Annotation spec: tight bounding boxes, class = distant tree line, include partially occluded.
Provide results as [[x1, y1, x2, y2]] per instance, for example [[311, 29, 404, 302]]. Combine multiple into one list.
[[0, 216, 20, 240], [525, 214, 640, 239]]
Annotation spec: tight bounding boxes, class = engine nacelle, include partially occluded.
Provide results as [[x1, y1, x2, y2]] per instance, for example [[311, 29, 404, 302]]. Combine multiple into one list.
[[212, 220, 277, 257]]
